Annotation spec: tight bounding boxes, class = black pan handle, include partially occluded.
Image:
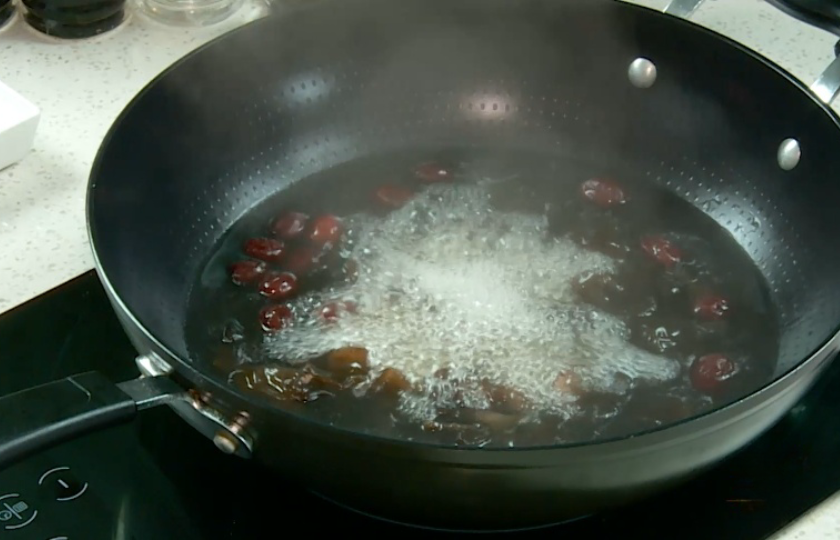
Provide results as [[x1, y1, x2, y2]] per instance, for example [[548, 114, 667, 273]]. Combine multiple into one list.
[[665, 0, 840, 35], [765, 0, 840, 37], [0, 372, 183, 470]]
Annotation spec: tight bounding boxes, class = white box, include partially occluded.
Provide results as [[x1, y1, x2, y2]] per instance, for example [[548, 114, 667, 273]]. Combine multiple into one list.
[[0, 79, 40, 171]]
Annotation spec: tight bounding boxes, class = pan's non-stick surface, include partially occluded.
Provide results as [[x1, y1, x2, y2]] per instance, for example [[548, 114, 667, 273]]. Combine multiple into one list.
[[85, 0, 840, 529]]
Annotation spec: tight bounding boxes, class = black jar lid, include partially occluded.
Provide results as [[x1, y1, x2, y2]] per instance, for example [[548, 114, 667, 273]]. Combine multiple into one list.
[[22, 0, 126, 39]]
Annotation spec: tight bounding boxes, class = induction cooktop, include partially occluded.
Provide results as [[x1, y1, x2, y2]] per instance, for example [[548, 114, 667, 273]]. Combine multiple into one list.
[[0, 271, 838, 539]]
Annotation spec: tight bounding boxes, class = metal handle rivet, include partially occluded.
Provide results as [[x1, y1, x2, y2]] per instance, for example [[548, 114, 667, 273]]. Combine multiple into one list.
[[213, 431, 240, 454], [628, 58, 657, 89], [777, 138, 801, 171]]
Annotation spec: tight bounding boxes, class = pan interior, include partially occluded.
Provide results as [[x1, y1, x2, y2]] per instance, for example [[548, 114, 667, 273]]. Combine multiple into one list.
[[89, 0, 840, 435], [184, 143, 781, 447]]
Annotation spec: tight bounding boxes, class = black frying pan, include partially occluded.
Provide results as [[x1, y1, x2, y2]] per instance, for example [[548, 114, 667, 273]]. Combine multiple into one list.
[[2, 0, 840, 531]]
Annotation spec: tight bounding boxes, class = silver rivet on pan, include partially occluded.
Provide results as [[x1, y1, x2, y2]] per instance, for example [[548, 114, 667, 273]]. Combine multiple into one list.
[[134, 353, 174, 377], [213, 431, 240, 454], [777, 138, 801, 171], [628, 58, 657, 89]]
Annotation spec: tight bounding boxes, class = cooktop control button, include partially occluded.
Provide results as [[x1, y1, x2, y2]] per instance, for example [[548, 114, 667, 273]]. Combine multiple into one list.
[[0, 493, 37, 530], [38, 467, 88, 502]]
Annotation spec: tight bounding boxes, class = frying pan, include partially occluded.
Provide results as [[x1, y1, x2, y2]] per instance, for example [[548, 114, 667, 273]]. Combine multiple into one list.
[[2, 0, 840, 531]]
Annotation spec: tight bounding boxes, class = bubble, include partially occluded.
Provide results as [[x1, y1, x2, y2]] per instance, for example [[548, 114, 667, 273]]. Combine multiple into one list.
[[221, 319, 245, 343], [262, 182, 679, 425]]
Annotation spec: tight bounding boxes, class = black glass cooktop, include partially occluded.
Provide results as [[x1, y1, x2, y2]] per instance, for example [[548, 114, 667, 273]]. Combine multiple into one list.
[[1, 271, 839, 539]]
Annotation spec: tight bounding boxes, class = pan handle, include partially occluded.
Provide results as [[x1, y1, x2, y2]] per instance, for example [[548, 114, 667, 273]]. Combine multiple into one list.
[[808, 56, 840, 104], [764, 0, 840, 38], [663, 0, 840, 104], [0, 372, 184, 470]]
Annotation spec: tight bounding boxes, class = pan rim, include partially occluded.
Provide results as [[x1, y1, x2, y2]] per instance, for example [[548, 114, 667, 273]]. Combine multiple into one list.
[[85, 0, 840, 454]]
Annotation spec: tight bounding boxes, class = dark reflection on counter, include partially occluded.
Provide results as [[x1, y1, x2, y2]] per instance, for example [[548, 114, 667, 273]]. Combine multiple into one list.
[[0, 0, 14, 27]]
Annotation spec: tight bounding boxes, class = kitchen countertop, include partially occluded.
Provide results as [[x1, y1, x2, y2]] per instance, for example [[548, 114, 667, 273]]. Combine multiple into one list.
[[0, 0, 838, 537]]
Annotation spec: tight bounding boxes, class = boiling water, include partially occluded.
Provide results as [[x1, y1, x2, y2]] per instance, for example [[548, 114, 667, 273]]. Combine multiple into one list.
[[262, 182, 679, 424], [186, 148, 778, 448]]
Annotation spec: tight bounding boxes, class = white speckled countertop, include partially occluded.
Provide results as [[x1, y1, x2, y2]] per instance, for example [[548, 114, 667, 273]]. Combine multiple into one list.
[[0, 0, 838, 537], [0, 0, 271, 311]]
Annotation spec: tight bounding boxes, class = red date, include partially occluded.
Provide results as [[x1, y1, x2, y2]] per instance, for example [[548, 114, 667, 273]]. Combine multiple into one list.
[[553, 370, 583, 395], [284, 246, 322, 276], [229, 260, 266, 286], [309, 215, 342, 245], [693, 293, 730, 321], [244, 237, 285, 262], [415, 162, 453, 183], [690, 353, 736, 394], [629, 315, 694, 357], [326, 347, 370, 376], [641, 235, 683, 269], [374, 185, 415, 208], [370, 367, 412, 396], [483, 382, 530, 413], [259, 304, 293, 332], [580, 178, 626, 208], [259, 271, 299, 300], [318, 300, 358, 322], [342, 259, 360, 283], [272, 212, 308, 240]]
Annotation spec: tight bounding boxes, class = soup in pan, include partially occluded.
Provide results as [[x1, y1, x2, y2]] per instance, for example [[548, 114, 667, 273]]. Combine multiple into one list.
[[186, 150, 778, 448]]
